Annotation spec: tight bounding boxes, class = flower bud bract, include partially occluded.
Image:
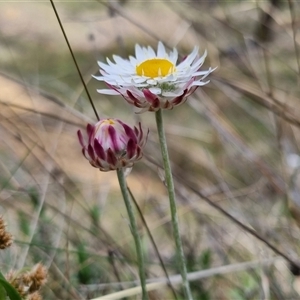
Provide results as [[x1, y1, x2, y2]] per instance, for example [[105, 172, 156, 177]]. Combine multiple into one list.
[[78, 119, 148, 171]]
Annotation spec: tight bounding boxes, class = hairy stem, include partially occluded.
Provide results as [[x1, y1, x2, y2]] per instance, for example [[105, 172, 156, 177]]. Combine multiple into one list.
[[116, 168, 148, 300], [155, 109, 193, 300]]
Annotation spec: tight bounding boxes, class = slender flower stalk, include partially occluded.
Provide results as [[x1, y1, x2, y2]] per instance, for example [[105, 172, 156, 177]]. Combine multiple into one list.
[[155, 109, 193, 300], [117, 168, 148, 300], [77, 118, 149, 299]]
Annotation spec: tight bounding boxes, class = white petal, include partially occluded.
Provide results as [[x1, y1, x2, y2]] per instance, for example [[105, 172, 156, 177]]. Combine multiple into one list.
[[129, 55, 138, 66], [118, 76, 131, 84], [97, 89, 120, 95], [135, 44, 144, 61], [132, 76, 147, 83], [162, 74, 177, 82], [104, 80, 118, 85], [93, 75, 106, 81], [100, 69, 108, 76], [177, 46, 199, 67], [106, 57, 117, 67], [206, 66, 218, 73], [135, 44, 145, 62], [190, 50, 207, 69], [98, 73, 121, 81], [98, 61, 109, 69], [142, 46, 149, 57], [113, 55, 131, 68], [191, 80, 210, 86], [98, 61, 118, 73], [199, 67, 217, 80], [157, 41, 166, 58], [147, 46, 156, 58], [188, 46, 200, 61], [149, 87, 161, 94], [162, 91, 183, 97], [134, 83, 149, 88], [192, 70, 212, 76], [146, 79, 157, 85], [169, 48, 178, 64]]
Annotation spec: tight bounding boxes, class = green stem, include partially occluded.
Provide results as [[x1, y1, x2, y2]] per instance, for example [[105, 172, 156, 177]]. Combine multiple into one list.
[[155, 109, 193, 300], [116, 168, 148, 300]]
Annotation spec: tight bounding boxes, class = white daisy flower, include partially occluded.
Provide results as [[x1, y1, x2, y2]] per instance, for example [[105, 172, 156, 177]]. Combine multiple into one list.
[[94, 41, 216, 112]]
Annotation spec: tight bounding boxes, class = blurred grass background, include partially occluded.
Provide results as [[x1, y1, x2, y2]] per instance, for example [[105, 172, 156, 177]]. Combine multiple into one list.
[[1, 0, 300, 299]]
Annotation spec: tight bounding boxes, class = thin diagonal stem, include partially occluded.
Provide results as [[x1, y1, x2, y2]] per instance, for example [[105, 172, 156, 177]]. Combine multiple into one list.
[[155, 109, 193, 300], [49, 0, 99, 121], [116, 169, 148, 300]]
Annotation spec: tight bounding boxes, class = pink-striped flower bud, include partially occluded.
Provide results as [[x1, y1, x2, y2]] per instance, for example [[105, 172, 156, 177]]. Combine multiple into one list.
[[77, 119, 148, 171]]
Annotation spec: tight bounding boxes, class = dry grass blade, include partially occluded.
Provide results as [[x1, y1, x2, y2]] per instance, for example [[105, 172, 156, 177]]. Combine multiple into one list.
[[214, 76, 300, 129], [91, 257, 282, 300]]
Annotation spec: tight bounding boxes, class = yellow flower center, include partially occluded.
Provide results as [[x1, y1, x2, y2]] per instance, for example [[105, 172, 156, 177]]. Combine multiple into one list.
[[136, 59, 175, 78], [96, 119, 115, 132], [101, 119, 115, 126]]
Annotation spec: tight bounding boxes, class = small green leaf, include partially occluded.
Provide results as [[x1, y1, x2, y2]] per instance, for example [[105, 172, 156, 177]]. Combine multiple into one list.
[[0, 272, 5, 280], [0, 278, 22, 300], [0, 284, 7, 300]]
